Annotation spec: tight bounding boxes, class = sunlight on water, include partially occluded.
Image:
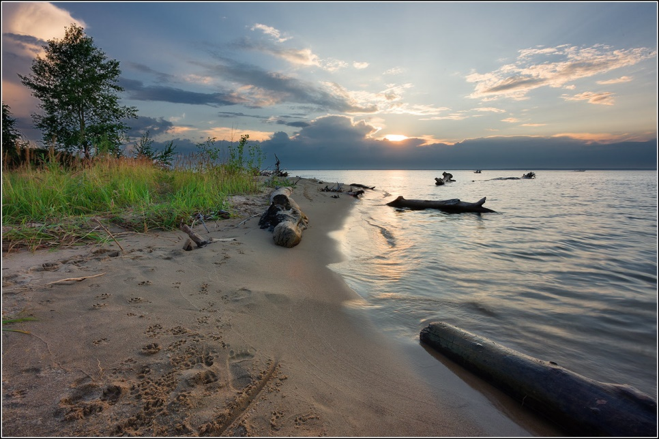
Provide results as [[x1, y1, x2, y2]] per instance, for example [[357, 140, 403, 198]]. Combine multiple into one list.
[[300, 169, 657, 395]]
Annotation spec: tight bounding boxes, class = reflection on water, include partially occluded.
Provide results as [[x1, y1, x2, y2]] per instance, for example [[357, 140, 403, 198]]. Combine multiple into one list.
[[302, 170, 657, 396]]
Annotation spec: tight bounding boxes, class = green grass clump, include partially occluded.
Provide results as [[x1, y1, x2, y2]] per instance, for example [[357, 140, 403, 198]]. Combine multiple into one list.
[[2, 316, 38, 334], [2, 154, 263, 251]]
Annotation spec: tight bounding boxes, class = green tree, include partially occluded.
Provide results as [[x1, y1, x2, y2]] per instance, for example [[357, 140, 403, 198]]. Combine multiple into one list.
[[18, 23, 137, 158], [2, 102, 24, 165], [133, 131, 177, 167]]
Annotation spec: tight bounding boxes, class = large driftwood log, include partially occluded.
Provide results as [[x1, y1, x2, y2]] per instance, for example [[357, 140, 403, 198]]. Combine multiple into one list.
[[420, 322, 657, 437], [259, 187, 309, 248], [387, 196, 495, 213]]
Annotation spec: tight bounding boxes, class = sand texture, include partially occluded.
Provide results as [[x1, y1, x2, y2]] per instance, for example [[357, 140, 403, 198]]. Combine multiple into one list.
[[2, 178, 554, 437]]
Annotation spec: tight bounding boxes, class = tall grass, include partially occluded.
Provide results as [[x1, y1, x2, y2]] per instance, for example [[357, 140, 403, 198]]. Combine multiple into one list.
[[2, 153, 263, 250]]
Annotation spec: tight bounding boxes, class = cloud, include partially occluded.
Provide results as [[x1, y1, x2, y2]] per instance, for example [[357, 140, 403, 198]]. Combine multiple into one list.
[[597, 76, 633, 85], [1, 2, 86, 43], [561, 91, 615, 106], [250, 23, 291, 43], [383, 67, 405, 75], [467, 44, 656, 101], [259, 119, 657, 170], [234, 38, 349, 71], [521, 123, 547, 127], [119, 77, 245, 106], [124, 116, 175, 137], [502, 117, 520, 123], [126, 62, 176, 83], [193, 56, 377, 112], [353, 62, 369, 70], [473, 107, 506, 113]]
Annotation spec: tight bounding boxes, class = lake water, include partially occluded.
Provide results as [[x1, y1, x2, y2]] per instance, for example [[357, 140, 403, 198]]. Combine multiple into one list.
[[293, 169, 657, 397]]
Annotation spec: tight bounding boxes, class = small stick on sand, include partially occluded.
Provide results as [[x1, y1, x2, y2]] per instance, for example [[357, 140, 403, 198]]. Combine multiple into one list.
[[46, 273, 106, 285], [95, 219, 125, 252]]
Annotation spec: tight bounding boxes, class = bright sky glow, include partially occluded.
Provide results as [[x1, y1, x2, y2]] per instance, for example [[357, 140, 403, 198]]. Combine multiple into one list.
[[1, 1, 656, 169], [384, 135, 408, 142]]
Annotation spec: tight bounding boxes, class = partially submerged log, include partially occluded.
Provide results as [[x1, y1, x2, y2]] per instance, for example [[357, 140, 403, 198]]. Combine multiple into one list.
[[259, 187, 309, 248], [349, 183, 375, 190], [386, 196, 495, 213], [435, 172, 456, 186], [420, 322, 657, 437]]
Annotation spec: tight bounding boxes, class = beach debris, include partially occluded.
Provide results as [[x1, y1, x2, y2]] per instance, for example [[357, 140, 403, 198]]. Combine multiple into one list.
[[420, 322, 657, 437], [484, 172, 536, 181], [259, 186, 308, 248], [386, 196, 495, 213], [180, 223, 237, 250], [346, 189, 365, 198], [435, 172, 456, 186], [180, 223, 209, 249], [46, 273, 106, 285], [349, 183, 375, 190], [95, 218, 124, 252], [321, 182, 343, 193], [259, 153, 289, 177]]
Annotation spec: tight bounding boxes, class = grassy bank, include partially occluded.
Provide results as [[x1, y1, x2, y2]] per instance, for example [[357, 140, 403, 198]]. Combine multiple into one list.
[[2, 155, 265, 252]]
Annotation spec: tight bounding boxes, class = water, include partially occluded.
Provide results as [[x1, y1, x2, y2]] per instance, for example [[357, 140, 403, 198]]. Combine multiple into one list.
[[293, 169, 658, 397]]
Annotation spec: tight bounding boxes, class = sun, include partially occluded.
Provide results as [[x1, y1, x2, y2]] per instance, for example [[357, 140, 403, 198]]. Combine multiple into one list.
[[384, 134, 408, 142]]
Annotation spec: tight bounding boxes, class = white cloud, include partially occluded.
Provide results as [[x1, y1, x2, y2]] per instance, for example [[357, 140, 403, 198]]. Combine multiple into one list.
[[467, 44, 656, 101], [561, 91, 615, 106], [383, 67, 405, 75], [472, 107, 506, 113], [597, 76, 633, 85], [353, 61, 369, 70], [501, 117, 520, 123], [2, 2, 86, 57], [250, 23, 291, 43], [2, 2, 86, 41]]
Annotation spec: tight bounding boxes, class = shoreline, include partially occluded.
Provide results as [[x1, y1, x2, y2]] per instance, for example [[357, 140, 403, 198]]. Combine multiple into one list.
[[2, 177, 560, 436]]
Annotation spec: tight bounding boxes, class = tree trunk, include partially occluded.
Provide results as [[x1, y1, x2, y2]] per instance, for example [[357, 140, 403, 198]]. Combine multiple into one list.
[[420, 322, 657, 437], [386, 196, 495, 213], [259, 187, 309, 248]]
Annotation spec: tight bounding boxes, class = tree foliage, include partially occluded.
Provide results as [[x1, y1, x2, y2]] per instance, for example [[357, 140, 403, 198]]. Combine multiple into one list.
[[2, 103, 22, 155], [132, 131, 177, 167], [18, 23, 137, 158]]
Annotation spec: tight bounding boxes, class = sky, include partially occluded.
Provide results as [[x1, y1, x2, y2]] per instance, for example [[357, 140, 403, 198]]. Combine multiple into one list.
[[2, 1, 657, 169]]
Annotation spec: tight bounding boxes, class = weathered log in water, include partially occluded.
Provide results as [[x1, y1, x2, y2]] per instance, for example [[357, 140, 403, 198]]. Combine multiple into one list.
[[420, 322, 657, 437], [386, 196, 495, 213], [349, 183, 375, 190], [258, 187, 309, 248]]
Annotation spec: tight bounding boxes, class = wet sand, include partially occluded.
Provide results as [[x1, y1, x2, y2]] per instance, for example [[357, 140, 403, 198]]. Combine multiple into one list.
[[2, 177, 563, 436]]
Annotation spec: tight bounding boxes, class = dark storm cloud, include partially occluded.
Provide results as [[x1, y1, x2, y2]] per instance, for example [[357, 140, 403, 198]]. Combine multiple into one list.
[[217, 111, 267, 119], [118, 78, 243, 106], [124, 116, 175, 137], [259, 116, 657, 170], [3, 32, 45, 47], [277, 120, 309, 128], [2, 34, 45, 84]]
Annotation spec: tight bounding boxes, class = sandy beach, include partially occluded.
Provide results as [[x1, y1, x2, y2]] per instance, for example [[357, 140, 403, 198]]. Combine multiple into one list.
[[2, 177, 562, 437]]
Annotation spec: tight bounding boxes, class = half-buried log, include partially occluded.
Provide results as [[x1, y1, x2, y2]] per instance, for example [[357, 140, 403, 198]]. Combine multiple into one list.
[[420, 322, 657, 437], [387, 196, 495, 213], [258, 187, 309, 248]]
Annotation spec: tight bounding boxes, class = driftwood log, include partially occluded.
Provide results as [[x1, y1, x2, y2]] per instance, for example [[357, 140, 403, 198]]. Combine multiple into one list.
[[387, 196, 495, 213], [420, 322, 657, 437], [259, 187, 309, 248], [180, 223, 209, 249]]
